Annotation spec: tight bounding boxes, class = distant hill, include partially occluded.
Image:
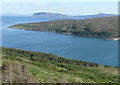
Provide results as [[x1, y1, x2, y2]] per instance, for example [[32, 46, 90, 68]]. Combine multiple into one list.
[[1, 47, 118, 83], [33, 12, 117, 19], [9, 16, 118, 39], [33, 12, 74, 18]]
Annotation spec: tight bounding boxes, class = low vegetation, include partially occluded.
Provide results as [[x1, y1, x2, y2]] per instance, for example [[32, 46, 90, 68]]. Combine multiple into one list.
[[9, 16, 118, 39], [1, 47, 119, 83]]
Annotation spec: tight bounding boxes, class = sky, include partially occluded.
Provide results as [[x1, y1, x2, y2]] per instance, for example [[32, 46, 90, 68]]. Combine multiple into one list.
[[1, 0, 119, 2], [0, 0, 119, 16]]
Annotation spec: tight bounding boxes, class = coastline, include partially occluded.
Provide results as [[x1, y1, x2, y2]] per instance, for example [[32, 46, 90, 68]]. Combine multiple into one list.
[[106, 38, 120, 41], [112, 38, 120, 41], [9, 26, 119, 41]]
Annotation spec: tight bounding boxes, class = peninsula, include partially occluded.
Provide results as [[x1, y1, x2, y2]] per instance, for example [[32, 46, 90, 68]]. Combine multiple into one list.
[[9, 16, 118, 39], [33, 12, 117, 19]]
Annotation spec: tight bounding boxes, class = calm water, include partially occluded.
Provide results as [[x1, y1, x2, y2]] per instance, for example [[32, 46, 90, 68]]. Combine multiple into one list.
[[1, 16, 118, 66]]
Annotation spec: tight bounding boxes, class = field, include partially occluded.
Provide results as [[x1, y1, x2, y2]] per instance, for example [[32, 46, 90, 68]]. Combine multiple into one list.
[[1, 47, 118, 83]]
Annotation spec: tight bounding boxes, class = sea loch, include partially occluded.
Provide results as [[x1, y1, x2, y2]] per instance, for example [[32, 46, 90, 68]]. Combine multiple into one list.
[[1, 16, 118, 66]]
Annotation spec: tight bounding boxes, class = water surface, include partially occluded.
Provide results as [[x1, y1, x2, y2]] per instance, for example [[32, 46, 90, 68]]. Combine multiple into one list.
[[2, 16, 118, 66]]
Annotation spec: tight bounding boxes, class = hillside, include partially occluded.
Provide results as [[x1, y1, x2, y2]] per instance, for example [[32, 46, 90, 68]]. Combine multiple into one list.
[[33, 12, 74, 19], [9, 16, 118, 39], [1, 47, 118, 83], [33, 12, 117, 19]]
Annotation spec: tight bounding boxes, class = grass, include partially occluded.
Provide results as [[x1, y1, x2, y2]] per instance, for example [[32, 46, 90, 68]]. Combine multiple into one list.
[[1, 47, 119, 83]]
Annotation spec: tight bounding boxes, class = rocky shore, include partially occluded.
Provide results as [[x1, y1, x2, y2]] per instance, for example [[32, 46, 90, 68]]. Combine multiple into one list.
[[106, 38, 120, 41]]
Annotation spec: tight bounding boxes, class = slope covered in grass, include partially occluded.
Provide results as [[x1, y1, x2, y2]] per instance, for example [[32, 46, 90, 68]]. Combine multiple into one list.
[[9, 16, 118, 39], [1, 47, 118, 83]]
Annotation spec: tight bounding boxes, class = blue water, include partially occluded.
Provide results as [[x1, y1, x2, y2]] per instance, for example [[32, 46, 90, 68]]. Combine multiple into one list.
[[1, 16, 118, 66]]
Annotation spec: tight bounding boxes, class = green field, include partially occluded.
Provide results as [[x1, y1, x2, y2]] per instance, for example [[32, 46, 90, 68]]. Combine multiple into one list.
[[1, 47, 118, 83]]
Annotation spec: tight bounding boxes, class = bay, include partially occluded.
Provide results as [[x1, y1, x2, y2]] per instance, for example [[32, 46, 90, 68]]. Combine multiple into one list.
[[1, 16, 118, 66]]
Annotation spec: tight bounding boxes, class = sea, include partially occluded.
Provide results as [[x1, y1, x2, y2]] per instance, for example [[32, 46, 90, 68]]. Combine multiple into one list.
[[1, 16, 118, 66]]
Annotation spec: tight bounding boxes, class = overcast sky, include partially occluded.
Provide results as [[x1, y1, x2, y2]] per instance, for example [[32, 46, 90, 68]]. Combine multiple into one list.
[[1, 0, 118, 16]]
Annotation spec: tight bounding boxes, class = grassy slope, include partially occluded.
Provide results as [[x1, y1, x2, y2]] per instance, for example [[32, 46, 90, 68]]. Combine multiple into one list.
[[9, 16, 118, 39], [1, 47, 118, 83]]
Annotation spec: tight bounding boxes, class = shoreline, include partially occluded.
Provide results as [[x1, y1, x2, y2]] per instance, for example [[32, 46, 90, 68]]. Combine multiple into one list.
[[9, 26, 119, 41], [2, 47, 116, 67], [106, 38, 120, 41]]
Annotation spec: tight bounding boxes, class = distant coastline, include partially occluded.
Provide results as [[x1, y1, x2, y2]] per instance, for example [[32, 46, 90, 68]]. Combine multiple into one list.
[[106, 38, 120, 41], [33, 12, 117, 19], [9, 16, 118, 40], [9, 25, 119, 41]]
